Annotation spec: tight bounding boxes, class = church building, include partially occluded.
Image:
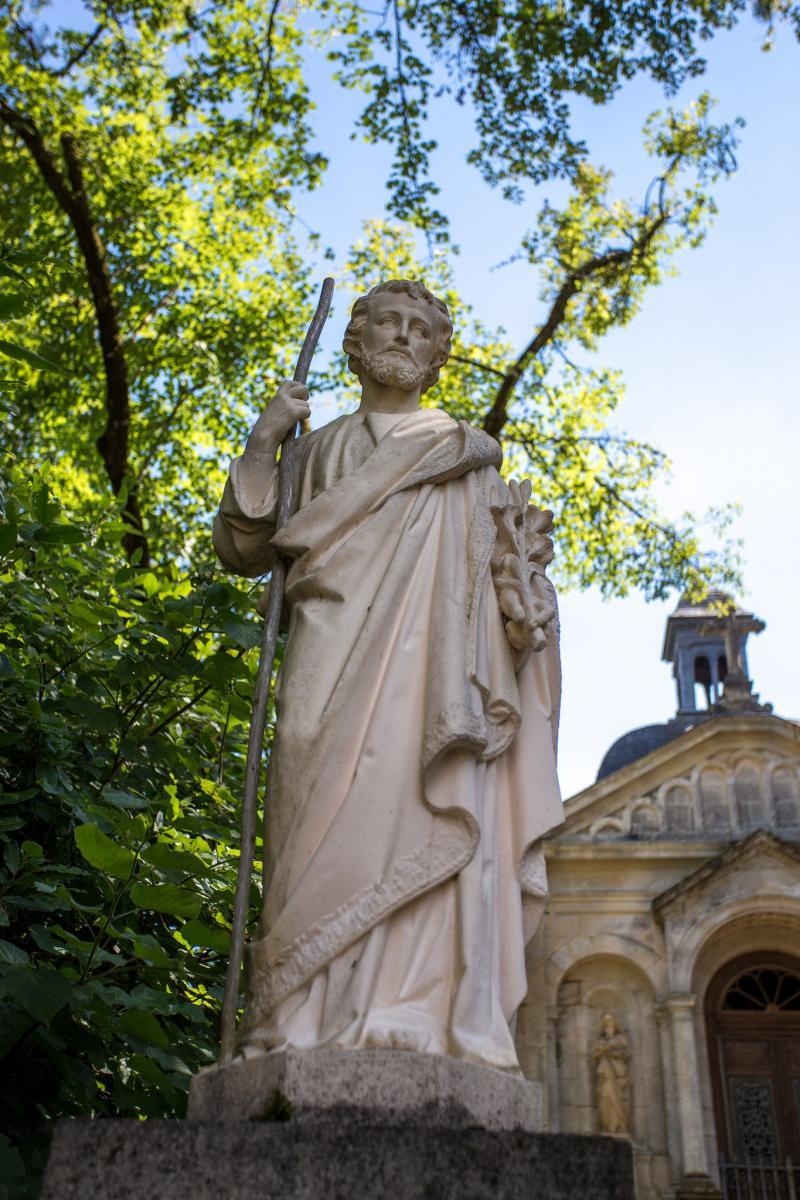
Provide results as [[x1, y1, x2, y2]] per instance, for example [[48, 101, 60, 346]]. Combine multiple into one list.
[[517, 594, 800, 1200]]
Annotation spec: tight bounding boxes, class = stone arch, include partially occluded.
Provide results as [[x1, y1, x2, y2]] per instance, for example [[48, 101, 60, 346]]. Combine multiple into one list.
[[678, 905, 800, 1178], [697, 764, 732, 834], [628, 798, 662, 838], [588, 816, 626, 841], [770, 762, 800, 831], [549, 932, 664, 999], [733, 757, 766, 831], [553, 953, 668, 1173], [673, 898, 800, 996], [660, 780, 696, 834]]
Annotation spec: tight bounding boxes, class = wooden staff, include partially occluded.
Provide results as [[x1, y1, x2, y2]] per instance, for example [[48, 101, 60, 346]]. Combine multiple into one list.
[[219, 277, 335, 1066]]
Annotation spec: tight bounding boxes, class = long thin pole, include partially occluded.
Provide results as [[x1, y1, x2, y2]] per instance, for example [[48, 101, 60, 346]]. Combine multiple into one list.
[[219, 277, 334, 1065]]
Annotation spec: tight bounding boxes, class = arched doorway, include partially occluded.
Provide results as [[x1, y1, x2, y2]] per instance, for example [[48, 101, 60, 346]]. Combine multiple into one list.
[[706, 953, 800, 1183]]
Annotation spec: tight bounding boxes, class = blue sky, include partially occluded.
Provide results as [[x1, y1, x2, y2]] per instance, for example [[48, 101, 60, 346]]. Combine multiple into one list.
[[291, 16, 800, 798]]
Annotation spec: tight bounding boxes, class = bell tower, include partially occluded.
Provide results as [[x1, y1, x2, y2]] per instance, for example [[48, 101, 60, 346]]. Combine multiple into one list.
[[662, 591, 771, 716]]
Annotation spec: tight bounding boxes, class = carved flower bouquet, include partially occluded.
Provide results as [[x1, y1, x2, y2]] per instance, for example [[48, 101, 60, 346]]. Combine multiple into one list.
[[490, 478, 557, 668]]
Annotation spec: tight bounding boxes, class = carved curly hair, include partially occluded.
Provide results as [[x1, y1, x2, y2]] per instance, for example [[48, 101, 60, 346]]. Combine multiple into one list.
[[342, 279, 453, 395]]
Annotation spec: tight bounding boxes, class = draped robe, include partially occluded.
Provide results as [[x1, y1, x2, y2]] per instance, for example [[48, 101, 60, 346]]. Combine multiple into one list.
[[213, 407, 563, 1070]]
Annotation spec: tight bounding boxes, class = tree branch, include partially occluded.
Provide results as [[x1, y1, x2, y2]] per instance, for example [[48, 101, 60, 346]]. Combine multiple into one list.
[[447, 352, 508, 380], [52, 23, 106, 77], [0, 93, 149, 562], [482, 212, 669, 440], [58, 131, 148, 562], [248, 0, 281, 139], [0, 97, 74, 213]]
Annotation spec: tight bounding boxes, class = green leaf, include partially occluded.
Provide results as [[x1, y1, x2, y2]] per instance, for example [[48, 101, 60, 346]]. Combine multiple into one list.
[[28, 926, 63, 954], [179, 920, 230, 955], [139, 572, 160, 598], [0, 939, 29, 966], [33, 524, 86, 544], [0, 523, 17, 554], [119, 1008, 168, 1048], [103, 788, 150, 811], [129, 882, 201, 919], [202, 650, 245, 685], [141, 842, 207, 876], [0, 262, 27, 284], [2, 842, 19, 874], [132, 935, 174, 967], [0, 965, 72, 1026], [74, 823, 136, 880], [129, 1052, 179, 1093], [0, 339, 67, 374], [0, 292, 34, 319], [0, 1003, 33, 1058], [222, 618, 262, 649]]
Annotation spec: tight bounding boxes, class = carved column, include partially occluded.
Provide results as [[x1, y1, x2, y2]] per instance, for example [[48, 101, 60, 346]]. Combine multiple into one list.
[[655, 1004, 682, 1181], [668, 995, 722, 1199], [545, 1005, 561, 1132], [574, 1003, 595, 1133]]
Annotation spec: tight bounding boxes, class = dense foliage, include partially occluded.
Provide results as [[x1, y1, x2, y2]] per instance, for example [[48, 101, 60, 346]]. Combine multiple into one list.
[[1, 1, 796, 1195], [0, 472, 261, 1196]]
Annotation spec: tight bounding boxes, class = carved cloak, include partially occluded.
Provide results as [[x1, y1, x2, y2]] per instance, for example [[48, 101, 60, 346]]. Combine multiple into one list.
[[213, 408, 563, 1061]]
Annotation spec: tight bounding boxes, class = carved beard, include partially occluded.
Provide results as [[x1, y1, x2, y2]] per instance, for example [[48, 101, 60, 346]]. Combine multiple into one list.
[[358, 347, 426, 391]]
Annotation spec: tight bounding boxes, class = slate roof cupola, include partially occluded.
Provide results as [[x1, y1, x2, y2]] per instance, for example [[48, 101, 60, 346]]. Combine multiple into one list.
[[662, 591, 771, 717], [596, 593, 771, 781]]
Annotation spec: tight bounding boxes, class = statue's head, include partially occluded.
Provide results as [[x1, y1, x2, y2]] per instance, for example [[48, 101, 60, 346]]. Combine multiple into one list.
[[601, 1013, 618, 1037], [343, 279, 453, 395]]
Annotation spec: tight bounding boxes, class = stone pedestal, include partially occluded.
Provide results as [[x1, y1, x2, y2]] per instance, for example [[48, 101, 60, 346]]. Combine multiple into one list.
[[187, 1047, 543, 1132], [41, 1051, 636, 1199], [42, 1119, 636, 1200]]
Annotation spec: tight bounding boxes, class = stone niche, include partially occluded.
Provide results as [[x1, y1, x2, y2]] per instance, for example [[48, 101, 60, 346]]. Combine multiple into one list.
[[555, 956, 670, 1200]]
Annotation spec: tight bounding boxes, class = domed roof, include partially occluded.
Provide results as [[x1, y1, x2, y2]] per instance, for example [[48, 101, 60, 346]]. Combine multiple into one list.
[[596, 716, 709, 782], [596, 591, 770, 783]]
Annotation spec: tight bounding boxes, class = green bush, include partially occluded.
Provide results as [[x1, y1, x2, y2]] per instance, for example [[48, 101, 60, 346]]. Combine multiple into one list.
[[0, 468, 263, 1198]]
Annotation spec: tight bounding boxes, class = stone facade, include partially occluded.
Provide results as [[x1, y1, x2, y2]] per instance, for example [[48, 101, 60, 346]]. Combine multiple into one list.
[[515, 603, 800, 1199]]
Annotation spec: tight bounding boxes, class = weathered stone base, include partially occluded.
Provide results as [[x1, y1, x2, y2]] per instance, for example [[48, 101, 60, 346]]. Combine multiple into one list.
[[674, 1173, 724, 1199], [41, 1119, 636, 1200], [188, 1047, 543, 1132]]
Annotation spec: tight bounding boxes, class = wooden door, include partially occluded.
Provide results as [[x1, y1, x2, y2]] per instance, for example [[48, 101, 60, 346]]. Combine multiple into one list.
[[706, 953, 800, 1163]]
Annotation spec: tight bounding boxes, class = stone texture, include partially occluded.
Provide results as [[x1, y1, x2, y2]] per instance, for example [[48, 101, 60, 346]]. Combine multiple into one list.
[[538, 687, 800, 1199], [41, 1118, 636, 1200], [674, 1173, 724, 1199], [187, 1047, 543, 1132]]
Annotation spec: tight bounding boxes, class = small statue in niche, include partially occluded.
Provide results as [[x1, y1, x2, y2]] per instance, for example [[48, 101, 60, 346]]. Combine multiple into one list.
[[593, 1013, 631, 1135]]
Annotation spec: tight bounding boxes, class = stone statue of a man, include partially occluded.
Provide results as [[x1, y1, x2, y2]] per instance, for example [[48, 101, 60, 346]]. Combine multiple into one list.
[[213, 279, 563, 1072]]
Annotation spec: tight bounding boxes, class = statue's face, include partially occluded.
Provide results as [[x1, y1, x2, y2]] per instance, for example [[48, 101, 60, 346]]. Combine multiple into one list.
[[358, 292, 437, 391]]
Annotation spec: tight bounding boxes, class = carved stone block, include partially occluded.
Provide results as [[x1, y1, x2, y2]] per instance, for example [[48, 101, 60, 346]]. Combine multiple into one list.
[[187, 1047, 543, 1132]]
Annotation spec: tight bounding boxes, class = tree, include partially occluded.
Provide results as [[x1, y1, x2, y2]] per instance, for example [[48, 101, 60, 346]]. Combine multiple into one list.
[[0, 0, 794, 581], [1, 0, 321, 564], [0, 2, 794, 1194], [332, 90, 745, 599]]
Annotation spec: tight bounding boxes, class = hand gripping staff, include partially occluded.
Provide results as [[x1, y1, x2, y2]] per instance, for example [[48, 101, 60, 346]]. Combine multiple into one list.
[[219, 277, 335, 1065]]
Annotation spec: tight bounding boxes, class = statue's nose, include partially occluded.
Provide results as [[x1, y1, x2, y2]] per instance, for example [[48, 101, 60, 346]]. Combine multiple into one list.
[[395, 329, 409, 345]]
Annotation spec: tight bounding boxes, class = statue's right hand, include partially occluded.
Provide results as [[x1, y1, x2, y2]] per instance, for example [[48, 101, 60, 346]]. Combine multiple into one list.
[[246, 381, 311, 458]]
